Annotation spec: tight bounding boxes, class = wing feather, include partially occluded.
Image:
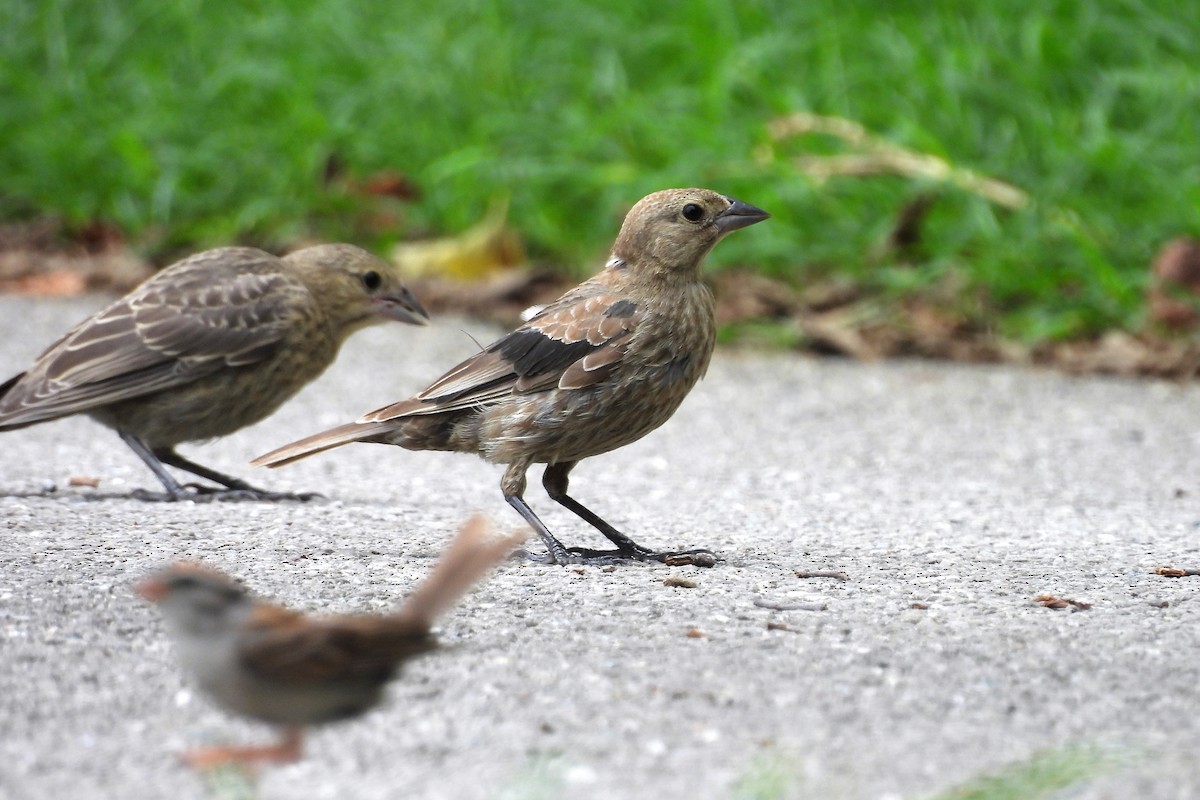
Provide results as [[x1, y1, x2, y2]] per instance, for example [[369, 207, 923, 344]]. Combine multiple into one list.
[[0, 248, 310, 428], [360, 290, 641, 423], [239, 607, 431, 685]]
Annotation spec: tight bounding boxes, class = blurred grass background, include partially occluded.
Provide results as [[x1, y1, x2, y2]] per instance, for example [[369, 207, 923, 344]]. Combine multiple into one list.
[[2, 0, 1197, 341]]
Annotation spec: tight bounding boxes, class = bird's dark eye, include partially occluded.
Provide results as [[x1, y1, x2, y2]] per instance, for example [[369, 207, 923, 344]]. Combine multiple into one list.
[[681, 203, 704, 222], [361, 271, 382, 291]]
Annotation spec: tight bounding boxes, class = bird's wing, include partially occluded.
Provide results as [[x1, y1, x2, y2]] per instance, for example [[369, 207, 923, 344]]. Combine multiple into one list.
[[0, 250, 310, 428], [239, 605, 432, 685], [361, 292, 643, 421]]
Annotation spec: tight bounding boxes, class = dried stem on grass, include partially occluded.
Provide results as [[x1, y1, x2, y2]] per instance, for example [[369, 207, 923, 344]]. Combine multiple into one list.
[[762, 112, 1029, 210]]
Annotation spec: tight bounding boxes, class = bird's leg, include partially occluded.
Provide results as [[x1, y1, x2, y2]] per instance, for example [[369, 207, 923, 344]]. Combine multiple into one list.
[[154, 447, 321, 502], [501, 461, 625, 567], [118, 432, 194, 501], [117, 432, 317, 502], [181, 726, 305, 771], [542, 462, 718, 567]]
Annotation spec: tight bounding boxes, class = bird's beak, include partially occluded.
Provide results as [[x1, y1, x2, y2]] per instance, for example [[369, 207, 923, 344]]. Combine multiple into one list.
[[374, 288, 430, 326], [135, 577, 167, 602], [715, 198, 771, 234]]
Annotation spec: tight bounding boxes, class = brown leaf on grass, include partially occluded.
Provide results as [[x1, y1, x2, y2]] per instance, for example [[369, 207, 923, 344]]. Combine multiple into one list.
[[1147, 237, 1200, 331], [1033, 594, 1092, 611], [798, 279, 863, 313], [73, 218, 125, 254], [796, 309, 881, 360], [1038, 333, 1200, 379], [711, 269, 799, 326], [405, 269, 570, 328], [2, 270, 88, 296], [0, 217, 152, 296], [879, 194, 938, 258], [392, 202, 524, 281], [0, 251, 152, 296], [360, 170, 421, 201]]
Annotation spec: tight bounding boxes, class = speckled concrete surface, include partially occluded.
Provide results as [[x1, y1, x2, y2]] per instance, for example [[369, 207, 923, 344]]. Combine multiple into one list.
[[2, 295, 1198, 799]]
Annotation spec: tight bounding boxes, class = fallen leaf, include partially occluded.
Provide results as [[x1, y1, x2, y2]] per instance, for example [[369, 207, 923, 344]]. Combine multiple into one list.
[[1033, 594, 1091, 611], [1148, 237, 1200, 331], [1154, 567, 1199, 577], [392, 201, 524, 281], [794, 570, 849, 581], [1, 270, 87, 296]]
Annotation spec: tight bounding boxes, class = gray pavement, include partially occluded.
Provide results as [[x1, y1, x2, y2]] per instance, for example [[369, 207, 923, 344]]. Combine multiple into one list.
[[2, 293, 1199, 800]]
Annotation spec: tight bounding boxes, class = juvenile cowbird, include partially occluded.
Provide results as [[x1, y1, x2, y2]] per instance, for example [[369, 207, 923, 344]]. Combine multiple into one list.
[[137, 515, 523, 769], [254, 188, 769, 565], [0, 244, 428, 501]]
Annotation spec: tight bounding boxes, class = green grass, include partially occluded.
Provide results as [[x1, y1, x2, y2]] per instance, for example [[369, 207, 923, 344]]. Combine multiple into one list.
[[927, 744, 1115, 800], [720, 743, 1114, 800], [2, 0, 1198, 340]]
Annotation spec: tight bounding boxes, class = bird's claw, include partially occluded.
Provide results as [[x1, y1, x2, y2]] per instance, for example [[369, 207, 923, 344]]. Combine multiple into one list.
[[657, 549, 718, 568], [519, 544, 718, 568], [577, 545, 719, 568], [517, 546, 630, 567]]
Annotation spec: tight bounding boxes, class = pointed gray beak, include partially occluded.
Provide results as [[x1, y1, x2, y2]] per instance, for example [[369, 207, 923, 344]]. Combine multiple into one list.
[[374, 287, 430, 326], [714, 198, 771, 234]]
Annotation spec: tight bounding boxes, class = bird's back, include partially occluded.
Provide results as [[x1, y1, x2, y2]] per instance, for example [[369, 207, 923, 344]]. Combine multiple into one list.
[[0, 248, 330, 443]]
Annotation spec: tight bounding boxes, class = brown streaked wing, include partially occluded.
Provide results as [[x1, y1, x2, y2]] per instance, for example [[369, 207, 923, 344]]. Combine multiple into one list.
[[361, 292, 641, 422], [239, 608, 432, 685], [0, 250, 309, 427]]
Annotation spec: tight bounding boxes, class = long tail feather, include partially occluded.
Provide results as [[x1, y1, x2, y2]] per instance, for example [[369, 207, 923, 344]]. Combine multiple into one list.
[[397, 515, 526, 627], [250, 420, 392, 468]]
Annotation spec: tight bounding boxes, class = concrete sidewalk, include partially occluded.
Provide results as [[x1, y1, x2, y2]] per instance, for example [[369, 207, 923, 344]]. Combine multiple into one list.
[[2, 294, 1198, 799]]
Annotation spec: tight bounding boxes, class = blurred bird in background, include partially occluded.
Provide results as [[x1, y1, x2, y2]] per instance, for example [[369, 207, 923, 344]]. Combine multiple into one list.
[[0, 244, 428, 501], [136, 515, 522, 769], [254, 189, 769, 565]]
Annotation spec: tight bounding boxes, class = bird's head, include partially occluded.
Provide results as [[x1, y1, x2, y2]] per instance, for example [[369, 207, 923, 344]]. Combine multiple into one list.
[[283, 244, 430, 332], [610, 188, 770, 279], [136, 562, 252, 636]]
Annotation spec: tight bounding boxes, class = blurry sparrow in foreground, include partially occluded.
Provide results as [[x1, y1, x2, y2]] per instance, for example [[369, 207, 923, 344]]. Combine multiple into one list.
[[137, 515, 522, 769]]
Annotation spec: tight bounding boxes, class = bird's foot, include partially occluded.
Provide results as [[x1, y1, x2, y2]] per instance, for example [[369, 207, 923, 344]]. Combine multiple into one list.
[[520, 544, 717, 568], [130, 484, 323, 503], [589, 545, 718, 568], [652, 548, 719, 568], [519, 545, 629, 567]]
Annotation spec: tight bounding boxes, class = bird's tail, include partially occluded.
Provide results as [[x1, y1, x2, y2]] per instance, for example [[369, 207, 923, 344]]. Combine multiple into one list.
[[397, 515, 526, 628], [250, 420, 395, 468]]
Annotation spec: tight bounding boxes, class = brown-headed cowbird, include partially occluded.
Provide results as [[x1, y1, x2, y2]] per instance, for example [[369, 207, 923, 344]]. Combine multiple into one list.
[[136, 515, 524, 768], [254, 189, 769, 565], [0, 244, 428, 501]]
